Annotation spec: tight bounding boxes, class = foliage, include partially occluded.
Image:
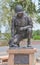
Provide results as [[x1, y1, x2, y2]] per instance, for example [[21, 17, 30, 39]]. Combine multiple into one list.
[[0, 0, 37, 25], [33, 35, 40, 40], [32, 30, 40, 40], [0, 0, 12, 25], [0, 33, 11, 41], [38, 0, 40, 13], [37, 15, 40, 23], [10, 0, 36, 15], [3, 33, 11, 40]]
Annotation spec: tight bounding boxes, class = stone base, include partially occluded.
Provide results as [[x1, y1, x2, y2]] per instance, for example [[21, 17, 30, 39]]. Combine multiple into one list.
[[8, 48, 37, 65]]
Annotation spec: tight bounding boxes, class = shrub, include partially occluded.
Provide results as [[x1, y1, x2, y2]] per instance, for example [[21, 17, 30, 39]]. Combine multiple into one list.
[[32, 30, 40, 40]]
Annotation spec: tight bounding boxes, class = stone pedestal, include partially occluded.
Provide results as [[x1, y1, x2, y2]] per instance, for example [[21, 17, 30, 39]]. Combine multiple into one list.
[[8, 48, 36, 65]]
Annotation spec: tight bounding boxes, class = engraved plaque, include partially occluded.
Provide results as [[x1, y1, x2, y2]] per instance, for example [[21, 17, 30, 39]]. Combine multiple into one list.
[[14, 54, 29, 64]]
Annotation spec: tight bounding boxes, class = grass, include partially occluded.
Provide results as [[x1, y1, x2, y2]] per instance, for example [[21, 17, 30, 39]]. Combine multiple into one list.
[[33, 35, 40, 40]]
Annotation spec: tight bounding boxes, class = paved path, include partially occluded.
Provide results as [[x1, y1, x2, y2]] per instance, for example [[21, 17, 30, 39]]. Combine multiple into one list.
[[0, 62, 40, 65], [36, 62, 40, 65]]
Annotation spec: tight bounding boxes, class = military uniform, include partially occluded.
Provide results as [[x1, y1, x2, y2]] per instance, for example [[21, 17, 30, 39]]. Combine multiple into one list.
[[8, 5, 33, 48]]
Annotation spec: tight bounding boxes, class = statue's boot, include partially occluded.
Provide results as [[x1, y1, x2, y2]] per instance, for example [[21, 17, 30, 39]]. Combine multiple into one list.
[[27, 42, 33, 49], [9, 44, 18, 48], [27, 39, 33, 49]]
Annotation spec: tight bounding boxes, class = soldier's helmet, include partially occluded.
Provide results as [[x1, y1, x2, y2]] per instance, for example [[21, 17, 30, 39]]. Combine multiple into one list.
[[15, 5, 23, 13]]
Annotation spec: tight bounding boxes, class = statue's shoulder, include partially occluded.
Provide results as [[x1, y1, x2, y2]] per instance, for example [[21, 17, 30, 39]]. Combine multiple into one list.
[[23, 13, 29, 19], [23, 13, 32, 22], [24, 13, 31, 18]]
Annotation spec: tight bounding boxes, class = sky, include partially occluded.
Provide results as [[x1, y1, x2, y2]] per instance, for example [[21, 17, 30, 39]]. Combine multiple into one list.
[[32, 0, 38, 9], [32, 0, 38, 4]]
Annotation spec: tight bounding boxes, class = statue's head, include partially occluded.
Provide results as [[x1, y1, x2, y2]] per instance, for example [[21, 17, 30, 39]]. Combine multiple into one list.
[[15, 4, 23, 17]]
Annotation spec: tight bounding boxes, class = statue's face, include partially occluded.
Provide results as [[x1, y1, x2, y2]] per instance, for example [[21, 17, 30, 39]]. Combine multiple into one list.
[[17, 12, 23, 17]]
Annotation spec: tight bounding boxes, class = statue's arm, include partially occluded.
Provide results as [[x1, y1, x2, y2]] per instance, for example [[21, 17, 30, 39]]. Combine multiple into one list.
[[19, 26, 32, 30], [19, 17, 33, 31], [27, 17, 33, 28]]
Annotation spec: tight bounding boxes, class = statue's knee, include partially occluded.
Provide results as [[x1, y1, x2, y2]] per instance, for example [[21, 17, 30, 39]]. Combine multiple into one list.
[[14, 38, 18, 43], [8, 39, 12, 45], [27, 28, 32, 33]]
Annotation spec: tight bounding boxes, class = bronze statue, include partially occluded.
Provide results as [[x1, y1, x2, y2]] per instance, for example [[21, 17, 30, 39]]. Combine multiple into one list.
[[8, 5, 33, 48]]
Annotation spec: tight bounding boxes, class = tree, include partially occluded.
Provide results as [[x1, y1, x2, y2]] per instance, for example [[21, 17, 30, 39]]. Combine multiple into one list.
[[0, 0, 12, 25], [38, 0, 40, 13], [10, 0, 36, 16], [0, 0, 12, 34], [2, 0, 12, 23], [0, 0, 36, 25], [37, 15, 40, 23], [37, 0, 40, 23]]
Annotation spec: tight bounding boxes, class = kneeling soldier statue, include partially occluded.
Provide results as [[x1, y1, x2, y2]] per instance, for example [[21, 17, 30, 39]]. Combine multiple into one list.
[[8, 4, 33, 48]]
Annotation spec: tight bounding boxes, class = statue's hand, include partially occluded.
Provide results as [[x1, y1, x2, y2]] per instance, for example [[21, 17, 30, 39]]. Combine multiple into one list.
[[19, 26, 32, 31]]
